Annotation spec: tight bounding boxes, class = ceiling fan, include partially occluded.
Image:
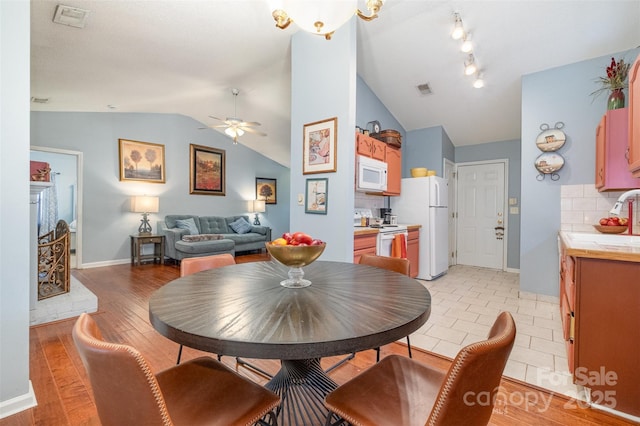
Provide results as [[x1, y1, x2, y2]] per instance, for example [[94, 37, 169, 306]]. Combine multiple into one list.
[[201, 88, 266, 144]]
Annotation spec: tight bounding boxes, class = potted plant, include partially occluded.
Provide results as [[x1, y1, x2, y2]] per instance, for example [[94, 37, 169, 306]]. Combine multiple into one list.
[[591, 57, 631, 110]]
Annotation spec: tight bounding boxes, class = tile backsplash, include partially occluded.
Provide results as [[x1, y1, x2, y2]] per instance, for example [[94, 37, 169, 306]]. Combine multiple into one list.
[[354, 192, 385, 215], [560, 184, 639, 233]]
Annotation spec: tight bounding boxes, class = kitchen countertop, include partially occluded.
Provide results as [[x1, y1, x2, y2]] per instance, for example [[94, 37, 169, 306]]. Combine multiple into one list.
[[354, 224, 421, 236], [559, 231, 640, 263]]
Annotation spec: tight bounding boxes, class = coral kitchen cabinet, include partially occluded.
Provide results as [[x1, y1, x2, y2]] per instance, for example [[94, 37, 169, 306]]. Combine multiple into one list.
[[595, 108, 640, 191], [406, 226, 420, 278], [383, 145, 401, 196], [356, 133, 386, 161], [353, 230, 377, 264], [629, 54, 640, 177], [558, 233, 640, 418]]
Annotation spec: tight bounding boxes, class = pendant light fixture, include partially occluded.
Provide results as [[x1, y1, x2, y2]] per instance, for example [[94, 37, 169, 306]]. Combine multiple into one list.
[[271, 0, 384, 40]]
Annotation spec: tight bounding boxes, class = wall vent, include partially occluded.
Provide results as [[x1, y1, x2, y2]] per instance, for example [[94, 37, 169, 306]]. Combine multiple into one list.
[[31, 97, 50, 104], [417, 83, 432, 95]]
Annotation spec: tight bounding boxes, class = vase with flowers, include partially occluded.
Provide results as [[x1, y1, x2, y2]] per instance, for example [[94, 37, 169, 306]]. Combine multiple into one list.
[[591, 57, 631, 110]]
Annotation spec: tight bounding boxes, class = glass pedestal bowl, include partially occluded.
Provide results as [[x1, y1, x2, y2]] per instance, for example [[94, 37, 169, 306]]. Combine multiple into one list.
[[265, 242, 326, 288]]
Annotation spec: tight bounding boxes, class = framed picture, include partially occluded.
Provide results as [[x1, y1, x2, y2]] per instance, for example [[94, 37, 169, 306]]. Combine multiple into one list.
[[119, 139, 165, 183], [305, 178, 328, 214], [189, 144, 226, 196], [303, 117, 337, 174], [256, 177, 277, 204]]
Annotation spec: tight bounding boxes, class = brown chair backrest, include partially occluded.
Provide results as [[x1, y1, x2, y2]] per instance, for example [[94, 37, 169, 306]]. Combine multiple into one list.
[[426, 311, 516, 426], [358, 253, 410, 276], [72, 313, 173, 426], [180, 253, 235, 277]]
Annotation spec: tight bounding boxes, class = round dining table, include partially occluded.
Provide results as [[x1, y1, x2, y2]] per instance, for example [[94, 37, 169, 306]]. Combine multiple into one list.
[[149, 260, 431, 426]]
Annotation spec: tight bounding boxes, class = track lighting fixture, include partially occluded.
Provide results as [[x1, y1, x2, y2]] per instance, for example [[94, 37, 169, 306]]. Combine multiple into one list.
[[464, 54, 477, 76], [451, 13, 464, 40], [473, 73, 485, 89], [461, 33, 473, 53]]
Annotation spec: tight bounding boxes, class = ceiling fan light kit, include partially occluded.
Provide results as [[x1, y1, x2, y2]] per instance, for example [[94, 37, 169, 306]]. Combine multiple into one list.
[[204, 89, 266, 144], [271, 0, 384, 40]]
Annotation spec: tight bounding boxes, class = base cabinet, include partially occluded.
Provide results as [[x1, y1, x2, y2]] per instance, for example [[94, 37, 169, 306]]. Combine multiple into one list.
[[353, 233, 377, 264], [407, 227, 419, 278], [561, 252, 640, 417]]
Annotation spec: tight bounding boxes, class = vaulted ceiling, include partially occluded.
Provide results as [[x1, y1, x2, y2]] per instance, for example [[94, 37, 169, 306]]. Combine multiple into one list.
[[30, 0, 640, 167]]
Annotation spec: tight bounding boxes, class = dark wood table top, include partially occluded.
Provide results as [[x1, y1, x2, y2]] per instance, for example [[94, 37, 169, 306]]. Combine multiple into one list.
[[149, 260, 431, 360]]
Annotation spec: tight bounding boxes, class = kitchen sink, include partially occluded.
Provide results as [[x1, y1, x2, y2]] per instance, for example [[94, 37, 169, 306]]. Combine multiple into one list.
[[565, 231, 640, 247]]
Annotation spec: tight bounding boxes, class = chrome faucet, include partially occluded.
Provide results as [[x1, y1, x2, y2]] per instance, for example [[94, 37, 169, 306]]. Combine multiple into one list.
[[609, 188, 640, 235]]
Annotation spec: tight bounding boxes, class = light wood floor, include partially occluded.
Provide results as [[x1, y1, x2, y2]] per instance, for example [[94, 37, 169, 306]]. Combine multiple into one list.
[[1, 253, 633, 426]]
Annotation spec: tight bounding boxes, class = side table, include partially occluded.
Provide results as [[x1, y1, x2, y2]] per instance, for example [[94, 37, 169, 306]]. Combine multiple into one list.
[[130, 234, 165, 266]]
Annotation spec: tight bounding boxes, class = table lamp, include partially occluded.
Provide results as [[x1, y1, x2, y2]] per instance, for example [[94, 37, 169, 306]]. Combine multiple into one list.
[[251, 200, 266, 225], [131, 196, 159, 235]]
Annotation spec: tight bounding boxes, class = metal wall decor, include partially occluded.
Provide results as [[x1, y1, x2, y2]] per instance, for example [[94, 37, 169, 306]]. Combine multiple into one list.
[[534, 122, 566, 181]]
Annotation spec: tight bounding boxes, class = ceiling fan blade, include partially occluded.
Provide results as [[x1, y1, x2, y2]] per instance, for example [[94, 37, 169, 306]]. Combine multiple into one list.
[[237, 121, 261, 127], [241, 127, 267, 136]]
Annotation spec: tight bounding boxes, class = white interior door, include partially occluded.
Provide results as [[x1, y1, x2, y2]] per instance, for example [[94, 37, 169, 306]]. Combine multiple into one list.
[[443, 159, 456, 266], [456, 162, 505, 270]]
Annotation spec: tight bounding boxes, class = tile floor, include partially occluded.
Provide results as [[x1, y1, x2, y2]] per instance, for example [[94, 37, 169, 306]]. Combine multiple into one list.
[[408, 265, 584, 401]]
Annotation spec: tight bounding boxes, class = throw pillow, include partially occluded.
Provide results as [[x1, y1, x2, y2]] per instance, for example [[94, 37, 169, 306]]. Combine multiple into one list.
[[175, 218, 199, 235], [229, 217, 252, 234], [182, 234, 223, 242]]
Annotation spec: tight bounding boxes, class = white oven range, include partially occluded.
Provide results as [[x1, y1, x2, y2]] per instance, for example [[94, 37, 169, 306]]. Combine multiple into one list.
[[375, 225, 408, 257]]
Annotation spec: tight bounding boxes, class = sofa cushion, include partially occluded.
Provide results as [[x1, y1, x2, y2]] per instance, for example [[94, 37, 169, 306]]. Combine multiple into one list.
[[182, 234, 223, 242], [228, 217, 252, 234], [175, 238, 235, 255], [175, 218, 200, 235], [224, 233, 268, 245], [198, 216, 230, 234], [165, 215, 201, 232]]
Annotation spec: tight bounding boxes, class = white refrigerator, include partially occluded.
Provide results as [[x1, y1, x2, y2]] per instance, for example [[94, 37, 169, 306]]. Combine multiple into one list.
[[391, 176, 449, 280]]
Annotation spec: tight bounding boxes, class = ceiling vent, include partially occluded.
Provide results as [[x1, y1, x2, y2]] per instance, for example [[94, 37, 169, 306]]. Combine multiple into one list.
[[53, 4, 90, 28], [31, 97, 50, 104], [417, 83, 432, 95]]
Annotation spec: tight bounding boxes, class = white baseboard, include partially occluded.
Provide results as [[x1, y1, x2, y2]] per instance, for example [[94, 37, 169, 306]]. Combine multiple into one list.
[[0, 381, 37, 419], [505, 267, 520, 274]]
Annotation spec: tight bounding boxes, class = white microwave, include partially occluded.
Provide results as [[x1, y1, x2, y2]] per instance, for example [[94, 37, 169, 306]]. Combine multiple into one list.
[[356, 155, 387, 192]]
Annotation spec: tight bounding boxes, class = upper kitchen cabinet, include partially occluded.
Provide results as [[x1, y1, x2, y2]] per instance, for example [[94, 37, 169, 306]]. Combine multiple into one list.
[[356, 133, 386, 161], [383, 145, 401, 196], [595, 108, 640, 191], [629, 55, 640, 177]]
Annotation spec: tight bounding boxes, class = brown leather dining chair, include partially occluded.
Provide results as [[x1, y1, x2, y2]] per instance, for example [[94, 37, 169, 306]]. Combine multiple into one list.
[[176, 253, 236, 364], [72, 313, 280, 426], [324, 311, 516, 426], [180, 253, 236, 277], [325, 254, 413, 373], [179, 253, 273, 378], [359, 254, 413, 361]]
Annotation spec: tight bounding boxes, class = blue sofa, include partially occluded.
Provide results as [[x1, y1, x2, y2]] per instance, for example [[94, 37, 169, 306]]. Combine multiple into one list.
[[158, 215, 271, 261]]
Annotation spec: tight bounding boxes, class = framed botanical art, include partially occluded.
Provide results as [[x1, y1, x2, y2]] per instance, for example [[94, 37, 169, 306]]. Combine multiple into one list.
[[119, 139, 165, 183], [256, 177, 277, 204], [303, 117, 337, 174], [305, 178, 328, 214], [189, 144, 226, 196]]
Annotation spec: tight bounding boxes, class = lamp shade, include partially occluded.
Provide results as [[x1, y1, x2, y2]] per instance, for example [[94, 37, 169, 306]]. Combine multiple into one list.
[[131, 196, 159, 213], [252, 200, 266, 213]]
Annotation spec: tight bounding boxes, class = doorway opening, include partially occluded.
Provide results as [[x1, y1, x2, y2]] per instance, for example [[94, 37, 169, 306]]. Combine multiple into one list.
[[30, 146, 83, 269]]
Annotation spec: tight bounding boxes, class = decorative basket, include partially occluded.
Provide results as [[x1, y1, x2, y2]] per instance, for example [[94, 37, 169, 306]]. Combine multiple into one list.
[[593, 225, 628, 234], [371, 130, 401, 147]]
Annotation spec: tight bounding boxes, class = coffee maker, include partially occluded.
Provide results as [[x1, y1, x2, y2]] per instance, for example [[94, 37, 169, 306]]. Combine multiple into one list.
[[380, 208, 392, 224]]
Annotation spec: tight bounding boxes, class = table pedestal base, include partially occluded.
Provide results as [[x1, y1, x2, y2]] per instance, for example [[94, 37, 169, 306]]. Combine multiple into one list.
[[266, 359, 337, 426]]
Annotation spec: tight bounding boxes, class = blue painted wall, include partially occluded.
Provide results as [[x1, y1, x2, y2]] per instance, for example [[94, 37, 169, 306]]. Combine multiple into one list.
[[356, 76, 406, 139], [520, 48, 639, 295], [289, 21, 357, 262], [30, 112, 291, 266]]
